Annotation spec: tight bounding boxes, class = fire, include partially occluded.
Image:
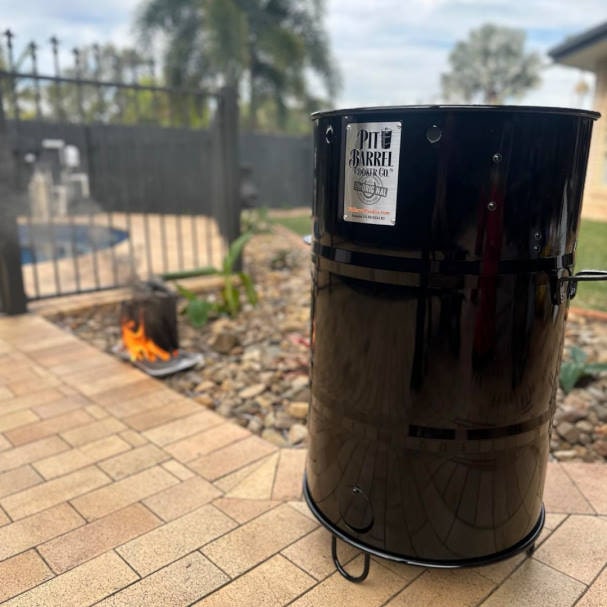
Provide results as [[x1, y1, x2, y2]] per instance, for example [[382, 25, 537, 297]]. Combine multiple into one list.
[[121, 314, 175, 362]]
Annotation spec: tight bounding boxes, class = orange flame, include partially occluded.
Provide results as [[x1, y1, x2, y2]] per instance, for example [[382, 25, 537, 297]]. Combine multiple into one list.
[[121, 314, 175, 362]]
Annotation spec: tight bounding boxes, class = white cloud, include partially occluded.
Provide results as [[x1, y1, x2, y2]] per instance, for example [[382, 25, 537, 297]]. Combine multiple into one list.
[[325, 0, 605, 109], [0, 0, 140, 71], [0, 0, 603, 110]]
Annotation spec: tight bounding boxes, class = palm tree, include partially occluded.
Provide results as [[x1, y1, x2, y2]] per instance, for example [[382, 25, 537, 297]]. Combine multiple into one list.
[[136, 0, 340, 130]]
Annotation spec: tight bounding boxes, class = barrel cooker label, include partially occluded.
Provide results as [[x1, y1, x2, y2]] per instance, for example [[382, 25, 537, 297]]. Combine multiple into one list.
[[343, 121, 401, 226]]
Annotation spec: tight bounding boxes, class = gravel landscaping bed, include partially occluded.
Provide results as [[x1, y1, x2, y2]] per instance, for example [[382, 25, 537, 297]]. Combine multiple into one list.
[[47, 228, 607, 462]]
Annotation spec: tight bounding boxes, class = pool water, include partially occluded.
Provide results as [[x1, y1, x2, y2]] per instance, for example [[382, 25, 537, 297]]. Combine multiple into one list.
[[19, 223, 129, 264]]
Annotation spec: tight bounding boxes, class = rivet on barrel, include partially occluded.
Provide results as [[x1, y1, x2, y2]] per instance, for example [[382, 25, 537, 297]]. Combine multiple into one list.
[[487, 201, 497, 211], [492, 153, 502, 164]]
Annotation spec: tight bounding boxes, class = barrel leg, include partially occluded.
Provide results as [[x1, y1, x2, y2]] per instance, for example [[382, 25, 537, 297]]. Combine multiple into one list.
[[331, 535, 371, 583]]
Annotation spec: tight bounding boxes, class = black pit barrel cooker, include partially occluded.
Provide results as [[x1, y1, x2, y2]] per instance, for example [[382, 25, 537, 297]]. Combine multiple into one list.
[[304, 105, 606, 582]]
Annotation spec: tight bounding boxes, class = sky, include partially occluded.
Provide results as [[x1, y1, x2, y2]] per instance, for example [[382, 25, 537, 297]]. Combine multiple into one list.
[[1, 0, 605, 111]]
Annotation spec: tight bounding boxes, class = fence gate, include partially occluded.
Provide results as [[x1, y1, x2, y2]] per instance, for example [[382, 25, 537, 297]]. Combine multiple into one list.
[[0, 31, 240, 313]]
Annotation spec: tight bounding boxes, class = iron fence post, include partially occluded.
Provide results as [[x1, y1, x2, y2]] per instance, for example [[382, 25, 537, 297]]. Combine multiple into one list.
[[0, 86, 27, 314], [213, 85, 241, 269]]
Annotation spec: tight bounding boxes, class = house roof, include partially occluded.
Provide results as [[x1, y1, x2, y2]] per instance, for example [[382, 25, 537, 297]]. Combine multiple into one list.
[[548, 21, 607, 72]]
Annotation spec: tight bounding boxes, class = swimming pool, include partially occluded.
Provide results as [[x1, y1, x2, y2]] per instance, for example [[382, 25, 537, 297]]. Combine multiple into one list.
[[19, 223, 130, 265]]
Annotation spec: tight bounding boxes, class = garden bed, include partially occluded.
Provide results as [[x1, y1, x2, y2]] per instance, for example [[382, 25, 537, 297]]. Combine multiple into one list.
[[47, 228, 607, 462]]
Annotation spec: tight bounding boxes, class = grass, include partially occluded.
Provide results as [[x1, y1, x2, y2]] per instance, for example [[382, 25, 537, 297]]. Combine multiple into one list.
[[270, 211, 607, 311], [270, 214, 312, 237], [574, 219, 607, 311]]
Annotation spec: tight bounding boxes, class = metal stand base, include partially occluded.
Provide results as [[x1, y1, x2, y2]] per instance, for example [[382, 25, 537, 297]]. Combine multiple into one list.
[[332, 535, 370, 583], [304, 474, 545, 583]]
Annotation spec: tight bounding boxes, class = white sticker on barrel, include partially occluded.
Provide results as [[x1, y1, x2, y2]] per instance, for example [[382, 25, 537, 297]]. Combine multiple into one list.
[[343, 121, 401, 226]]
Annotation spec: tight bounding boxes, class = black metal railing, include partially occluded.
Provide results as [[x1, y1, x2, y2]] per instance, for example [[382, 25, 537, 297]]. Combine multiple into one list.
[[0, 30, 240, 312]]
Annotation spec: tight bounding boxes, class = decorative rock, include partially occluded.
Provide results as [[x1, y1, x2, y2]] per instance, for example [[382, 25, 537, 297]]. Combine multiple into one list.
[[594, 440, 607, 457], [587, 386, 605, 399], [195, 380, 216, 392], [287, 401, 309, 420], [291, 375, 309, 392], [556, 421, 580, 444], [242, 362, 262, 373], [242, 348, 262, 362], [258, 371, 275, 384], [194, 394, 214, 408], [211, 331, 240, 354], [594, 424, 607, 437], [185, 372, 204, 386], [48, 230, 607, 463], [558, 405, 588, 424], [288, 423, 308, 445], [221, 379, 236, 393], [262, 428, 288, 447], [263, 411, 276, 428], [575, 420, 594, 434], [216, 401, 235, 417], [274, 411, 294, 430], [291, 387, 311, 403], [210, 318, 234, 335], [553, 450, 578, 461], [238, 383, 266, 400], [255, 395, 274, 411], [234, 401, 259, 415], [591, 404, 607, 422], [247, 417, 263, 434]]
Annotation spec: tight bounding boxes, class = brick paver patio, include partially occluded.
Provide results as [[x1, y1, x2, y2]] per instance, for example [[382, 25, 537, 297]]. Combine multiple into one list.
[[0, 313, 605, 606]]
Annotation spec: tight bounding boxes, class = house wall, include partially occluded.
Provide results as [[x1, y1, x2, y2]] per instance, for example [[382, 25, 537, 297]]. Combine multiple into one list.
[[584, 59, 607, 220]]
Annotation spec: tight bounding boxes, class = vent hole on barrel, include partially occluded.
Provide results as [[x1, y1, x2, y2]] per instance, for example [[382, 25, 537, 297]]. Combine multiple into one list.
[[426, 125, 442, 143]]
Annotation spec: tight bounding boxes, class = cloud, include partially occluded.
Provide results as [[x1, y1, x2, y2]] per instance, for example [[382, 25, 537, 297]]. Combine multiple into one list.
[[1, 0, 140, 71], [326, 0, 604, 109], [1, 0, 603, 110]]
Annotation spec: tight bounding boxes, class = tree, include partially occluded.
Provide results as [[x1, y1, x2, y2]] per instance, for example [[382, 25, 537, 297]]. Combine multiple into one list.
[[58, 45, 148, 123], [441, 24, 542, 104], [136, 0, 340, 130], [50, 44, 207, 127]]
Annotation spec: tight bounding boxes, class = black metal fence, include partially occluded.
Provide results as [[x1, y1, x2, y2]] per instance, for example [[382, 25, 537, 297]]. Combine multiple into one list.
[[0, 31, 240, 312], [8, 120, 216, 215], [240, 132, 312, 209]]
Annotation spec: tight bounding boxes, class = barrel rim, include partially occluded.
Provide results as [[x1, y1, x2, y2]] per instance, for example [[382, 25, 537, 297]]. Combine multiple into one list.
[[311, 104, 600, 121]]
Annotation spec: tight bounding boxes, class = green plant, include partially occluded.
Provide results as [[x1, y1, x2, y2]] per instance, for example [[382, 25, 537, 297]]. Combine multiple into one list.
[[173, 232, 258, 327], [219, 231, 258, 316], [559, 346, 607, 394], [175, 285, 215, 327]]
